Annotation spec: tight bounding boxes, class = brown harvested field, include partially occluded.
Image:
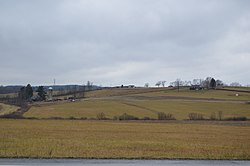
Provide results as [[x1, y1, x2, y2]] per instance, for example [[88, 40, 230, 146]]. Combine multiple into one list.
[[130, 89, 250, 101], [2, 88, 250, 159], [85, 87, 171, 98], [82, 87, 250, 100], [0, 119, 250, 159]]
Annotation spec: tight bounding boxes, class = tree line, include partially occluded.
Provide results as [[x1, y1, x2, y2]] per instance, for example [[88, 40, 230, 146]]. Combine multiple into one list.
[[18, 84, 46, 102], [152, 77, 224, 89]]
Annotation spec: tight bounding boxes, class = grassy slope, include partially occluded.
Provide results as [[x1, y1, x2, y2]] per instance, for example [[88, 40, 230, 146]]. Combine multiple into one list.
[[221, 86, 250, 91], [24, 99, 250, 120], [0, 119, 249, 159], [0, 93, 17, 98], [24, 88, 250, 120], [85, 87, 169, 98], [25, 100, 156, 119], [138, 89, 250, 101], [84, 87, 250, 101], [0, 103, 19, 116], [125, 100, 250, 119]]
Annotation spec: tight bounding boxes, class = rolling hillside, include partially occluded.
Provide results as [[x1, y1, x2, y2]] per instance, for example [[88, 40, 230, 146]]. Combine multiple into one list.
[[24, 88, 250, 120]]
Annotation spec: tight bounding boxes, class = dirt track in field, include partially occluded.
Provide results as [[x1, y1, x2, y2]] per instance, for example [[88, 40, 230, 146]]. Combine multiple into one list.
[[116, 95, 249, 104], [121, 102, 159, 114]]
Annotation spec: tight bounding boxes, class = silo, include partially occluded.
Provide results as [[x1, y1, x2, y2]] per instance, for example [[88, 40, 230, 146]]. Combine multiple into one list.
[[48, 87, 53, 101]]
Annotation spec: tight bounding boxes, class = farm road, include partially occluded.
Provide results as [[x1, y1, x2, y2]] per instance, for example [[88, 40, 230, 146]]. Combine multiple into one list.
[[0, 159, 249, 166]]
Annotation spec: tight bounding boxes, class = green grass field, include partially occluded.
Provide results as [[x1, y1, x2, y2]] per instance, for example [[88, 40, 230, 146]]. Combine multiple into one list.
[[0, 119, 249, 159]]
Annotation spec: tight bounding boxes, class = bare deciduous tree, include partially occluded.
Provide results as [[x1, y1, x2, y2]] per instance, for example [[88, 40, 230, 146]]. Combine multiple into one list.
[[97, 112, 106, 120], [192, 79, 201, 85], [230, 82, 241, 87], [216, 80, 224, 87], [218, 111, 223, 121], [144, 83, 149, 88], [87, 81, 93, 90], [204, 77, 212, 89], [161, 81, 166, 87], [174, 79, 183, 92], [155, 81, 161, 87]]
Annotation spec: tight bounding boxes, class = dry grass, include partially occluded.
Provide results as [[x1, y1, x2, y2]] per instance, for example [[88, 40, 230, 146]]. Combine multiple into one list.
[[222, 86, 250, 92], [0, 93, 18, 98], [83, 87, 250, 101], [0, 103, 19, 116], [126, 100, 250, 120], [85, 88, 170, 98], [24, 98, 250, 120], [0, 119, 249, 159], [135, 89, 250, 101], [24, 99, 156, 119]]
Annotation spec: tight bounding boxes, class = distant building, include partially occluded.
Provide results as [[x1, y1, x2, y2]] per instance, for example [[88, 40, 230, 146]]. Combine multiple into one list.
[[190, 85, 203, 90], [30, 95, 41, 102], [121, 85, 135, 88], [128, 85, 135, 88]]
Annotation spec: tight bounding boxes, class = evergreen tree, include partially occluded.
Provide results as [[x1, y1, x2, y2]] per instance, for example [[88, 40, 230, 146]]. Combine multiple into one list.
[[210, 78, 216, 89], [25, 84, 33, 99], [37, 86, 46, 101]]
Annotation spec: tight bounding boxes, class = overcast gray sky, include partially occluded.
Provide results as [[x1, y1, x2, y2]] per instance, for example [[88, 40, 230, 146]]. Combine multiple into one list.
[[0, 0, 250, 86]]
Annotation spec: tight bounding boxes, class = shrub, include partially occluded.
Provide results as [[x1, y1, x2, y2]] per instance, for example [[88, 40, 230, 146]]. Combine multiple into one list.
[[158, 112, 175, 120], [25, 117, 38, 120], [210, 112, 216, 120], [158, 112, 166, 120], [225, 116, 247, 121], [143, 117, 154, 120], [188, 113, 204, 120], [49, 117, 64, 120], [97, 112, 106, 120], [113, 116, 119, 120], [69, 116, 77, 120], [118, 113, 139, 120], [218, 111, 223, 120]]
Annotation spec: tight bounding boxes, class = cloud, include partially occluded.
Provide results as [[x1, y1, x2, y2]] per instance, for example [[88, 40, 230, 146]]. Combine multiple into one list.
[[0, 0, 250, 86]]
